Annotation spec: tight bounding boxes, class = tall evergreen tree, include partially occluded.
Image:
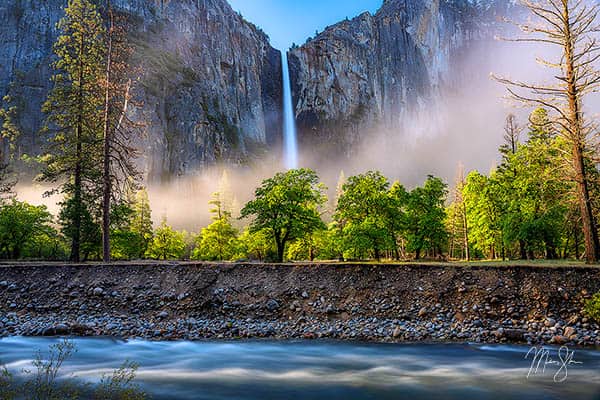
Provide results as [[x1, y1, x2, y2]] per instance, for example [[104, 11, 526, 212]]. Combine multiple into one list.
[[40, 0, 106, 262], [0, 95, 21, 196]]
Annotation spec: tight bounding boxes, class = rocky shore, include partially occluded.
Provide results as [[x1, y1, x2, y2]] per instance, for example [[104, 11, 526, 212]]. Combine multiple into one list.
[[1, 263, 599, 346]]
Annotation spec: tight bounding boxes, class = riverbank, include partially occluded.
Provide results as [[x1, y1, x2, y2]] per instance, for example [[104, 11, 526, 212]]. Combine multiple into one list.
[[1, 262, 599, 346]]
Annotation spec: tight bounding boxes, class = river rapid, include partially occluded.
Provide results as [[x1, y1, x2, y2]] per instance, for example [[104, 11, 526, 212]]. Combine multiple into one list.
[[1, 338, 599, 399]]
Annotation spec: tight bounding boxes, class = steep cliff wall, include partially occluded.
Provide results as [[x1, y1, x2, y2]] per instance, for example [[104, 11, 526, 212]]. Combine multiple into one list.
[[0, 0, 283, 180], [288, 0, 514, 157]]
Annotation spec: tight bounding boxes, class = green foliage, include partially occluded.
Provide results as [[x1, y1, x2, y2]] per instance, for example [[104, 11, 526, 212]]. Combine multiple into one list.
[[0, 200, 56, 259], [0, 363, 15, 400], [39, 0, 106, 261], [145, 219, 186, 260], [0, 339, 146, 399], [58, 195, 101, 261], [236, 228, 274, 261], [460, 109, 572, 260], [334, 171, 404, 260], [192, 217, 238, 261], [240, 168, 327, 262], [128, 188, 153, 258], [93, 361, 146, 400], [406, 175, 448, 259], [584, 292, 600, 322], [0, 95, 21, 195], [463, 171, 503, 259], [286, 228, 340, 261], [23, 338, 80, 400], [109, 196, 151, 261]]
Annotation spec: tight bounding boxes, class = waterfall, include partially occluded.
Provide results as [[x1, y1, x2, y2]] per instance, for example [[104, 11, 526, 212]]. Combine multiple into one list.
[[281, 51, 298, 169]]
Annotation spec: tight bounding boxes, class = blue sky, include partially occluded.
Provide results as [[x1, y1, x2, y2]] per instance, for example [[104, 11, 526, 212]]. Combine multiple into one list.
[[227, 0, 382, 50]]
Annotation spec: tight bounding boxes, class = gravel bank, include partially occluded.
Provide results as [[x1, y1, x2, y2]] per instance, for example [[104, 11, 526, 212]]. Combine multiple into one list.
[[1, 262, 599, 346]]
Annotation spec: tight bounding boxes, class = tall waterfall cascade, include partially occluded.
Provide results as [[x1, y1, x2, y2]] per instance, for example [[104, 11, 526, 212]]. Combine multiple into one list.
[[281, 51, 298, 169]]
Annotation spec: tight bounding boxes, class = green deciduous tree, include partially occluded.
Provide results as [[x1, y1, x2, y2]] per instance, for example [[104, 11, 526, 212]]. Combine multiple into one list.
[[406, 175, 448, 260], [463, 171, 504, 259], [192, 218, 238, 261], [334, 171, 404, 260], [240, 168, 326, 262], [237, 228, 274, 261], [129, 188, 153, 257], [192, 191, 239, 261], [145, 219, 185, 260], [0, 200, 55, 259]]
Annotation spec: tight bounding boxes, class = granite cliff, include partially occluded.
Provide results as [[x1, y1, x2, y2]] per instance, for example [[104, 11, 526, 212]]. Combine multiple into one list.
[[288, 0, 516, 157], [0, 0, 283, 180]]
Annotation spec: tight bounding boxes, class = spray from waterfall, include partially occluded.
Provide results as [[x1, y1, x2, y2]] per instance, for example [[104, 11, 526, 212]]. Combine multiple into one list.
[[281, 51, 298, 169]]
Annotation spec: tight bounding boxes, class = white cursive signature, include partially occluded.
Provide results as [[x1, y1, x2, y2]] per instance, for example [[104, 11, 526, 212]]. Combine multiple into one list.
[[525, 345, 583, 382]]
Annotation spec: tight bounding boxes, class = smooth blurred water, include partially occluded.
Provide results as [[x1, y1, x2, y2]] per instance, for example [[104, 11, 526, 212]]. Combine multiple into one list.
[[282, 51, 298, 169], [1, 338, 600, 399]]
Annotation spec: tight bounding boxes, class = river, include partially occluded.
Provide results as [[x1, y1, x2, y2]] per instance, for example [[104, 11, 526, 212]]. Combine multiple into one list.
[[0, 338, 599, 399]]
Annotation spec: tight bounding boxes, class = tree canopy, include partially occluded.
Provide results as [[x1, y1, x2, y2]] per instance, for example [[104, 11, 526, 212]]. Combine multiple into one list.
[[240, 168, 326, 262]]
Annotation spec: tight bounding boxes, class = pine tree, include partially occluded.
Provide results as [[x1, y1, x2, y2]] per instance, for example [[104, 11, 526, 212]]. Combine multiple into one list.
[[39, 0, 106, 262], [0, 95, 20, 196]]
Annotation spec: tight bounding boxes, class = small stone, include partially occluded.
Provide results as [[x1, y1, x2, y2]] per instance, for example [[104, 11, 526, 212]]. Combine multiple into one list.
[[266, 299, 280, 312], [157, 311, 169, 319], [93, 287, 104, 296], [301, 291, 309, 299], [393, 326, 402, 338], [545, 318, 556, 327], [563, 326, 576, 338], [552, 335, 567, 345], [418, 307, 427, 317]]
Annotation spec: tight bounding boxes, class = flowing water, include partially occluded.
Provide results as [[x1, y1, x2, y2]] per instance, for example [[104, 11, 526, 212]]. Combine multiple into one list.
[[1, 338, 600, 399], [281, 51, 298, 169]]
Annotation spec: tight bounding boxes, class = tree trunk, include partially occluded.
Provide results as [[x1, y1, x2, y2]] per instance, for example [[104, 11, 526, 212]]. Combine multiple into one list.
[[563, 3, 600, 263], [70, 33, 85, 263], [276, 240, 285, 263], [519, 240, 527, 260], [575, 226, 580, 260], [102, 2, 113, 262], [463, 200, 470, 261]]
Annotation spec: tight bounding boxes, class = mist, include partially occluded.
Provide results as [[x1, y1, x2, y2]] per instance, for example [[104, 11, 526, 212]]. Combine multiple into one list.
[[13, 24, 600, 233]]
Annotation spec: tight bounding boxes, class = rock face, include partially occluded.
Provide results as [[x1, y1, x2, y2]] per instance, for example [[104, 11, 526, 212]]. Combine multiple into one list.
[[288, 0, 514, 156], [0, 0, 283, 180]]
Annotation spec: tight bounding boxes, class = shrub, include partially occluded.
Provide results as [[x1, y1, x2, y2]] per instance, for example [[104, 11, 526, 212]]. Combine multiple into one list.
[[584, 292, 600, 322]]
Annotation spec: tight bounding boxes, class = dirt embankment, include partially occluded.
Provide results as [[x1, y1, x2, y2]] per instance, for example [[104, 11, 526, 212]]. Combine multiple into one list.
[[0, 262, 599, 345]]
